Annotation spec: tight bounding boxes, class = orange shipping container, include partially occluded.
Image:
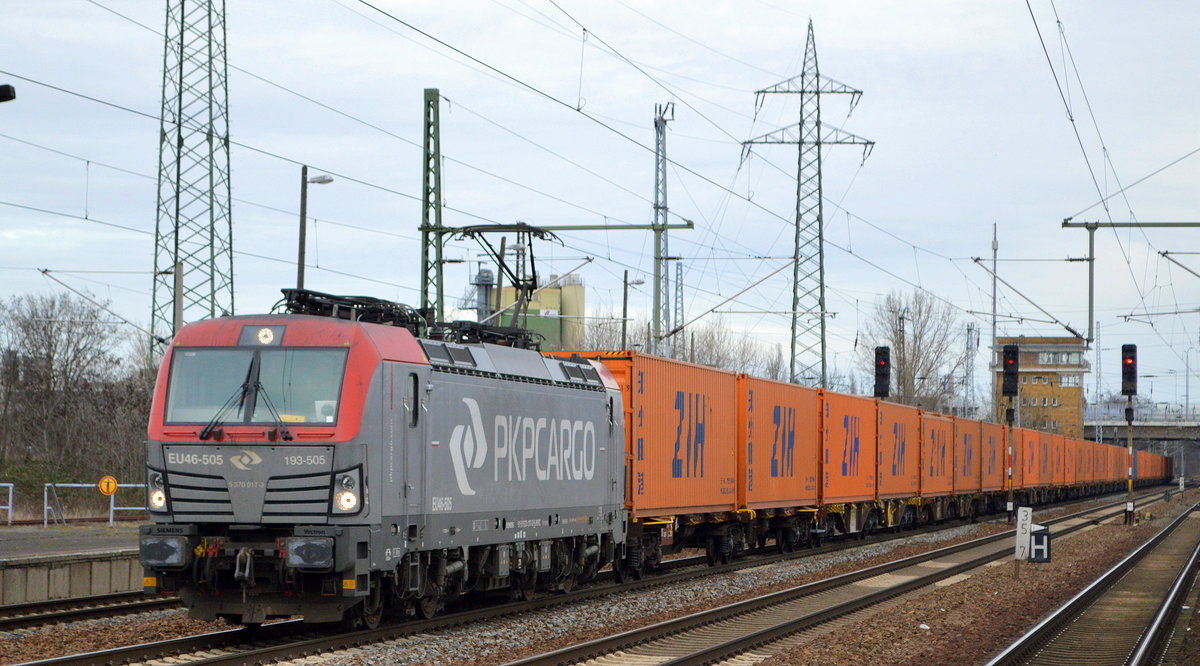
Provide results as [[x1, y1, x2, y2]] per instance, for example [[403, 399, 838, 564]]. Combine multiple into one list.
[[821, 392, 877, 503], [921, 413, 954, 497], [559, 352, 739, 517], [738, 376, 819, 509], [1018, 428, 1040, 489], [1099, 442, 1112, 483], [1082, 441, 1093, 483], [1051, 434, 1066, 486], [980, 422, 1005, 491], [877, 402, 921, 499], [953, 418, 982, 494], [1035, 432, 1052, 487], [1063, 437, 1076, 485]]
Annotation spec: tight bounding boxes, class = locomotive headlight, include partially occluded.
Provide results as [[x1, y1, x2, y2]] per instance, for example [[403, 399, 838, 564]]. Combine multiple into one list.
[[330, 468, 362, 514], [335, 490, 358, 511], [149, 489, 167, 510], [147, 470, 168, 512]]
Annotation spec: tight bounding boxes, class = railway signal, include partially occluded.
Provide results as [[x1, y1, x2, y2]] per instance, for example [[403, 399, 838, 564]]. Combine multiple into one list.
[[1002, 345, 1019, 397], [873, 346, 890, 398], [1121, 344, 1137, 396], [1121, 343, 1137, 525]]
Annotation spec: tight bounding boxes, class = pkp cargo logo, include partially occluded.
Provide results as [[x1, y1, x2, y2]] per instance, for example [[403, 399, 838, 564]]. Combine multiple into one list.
[[448, 398, 488, 495], [230, 449, 262, 471]]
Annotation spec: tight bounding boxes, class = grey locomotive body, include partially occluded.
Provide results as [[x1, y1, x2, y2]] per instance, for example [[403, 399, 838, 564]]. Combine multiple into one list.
[[140, 304, 626, 625]]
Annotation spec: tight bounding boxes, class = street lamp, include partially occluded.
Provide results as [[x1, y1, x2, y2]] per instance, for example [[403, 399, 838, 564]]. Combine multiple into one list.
[[297, 165, 333, 289], [622, 271, 645, 350], [0, 85, 14, 103]]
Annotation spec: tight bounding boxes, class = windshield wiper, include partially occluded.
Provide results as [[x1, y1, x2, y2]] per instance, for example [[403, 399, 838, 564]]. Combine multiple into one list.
[[253, 381, 294, 442], [198, 356, 257, 441]]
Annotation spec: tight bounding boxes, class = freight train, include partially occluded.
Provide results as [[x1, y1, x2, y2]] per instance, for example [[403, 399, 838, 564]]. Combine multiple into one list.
[[138, 290, 1170, 627]]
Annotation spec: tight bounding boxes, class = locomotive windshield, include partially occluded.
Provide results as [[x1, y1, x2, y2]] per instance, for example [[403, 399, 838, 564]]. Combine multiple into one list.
[[165, 348, 348, 425]]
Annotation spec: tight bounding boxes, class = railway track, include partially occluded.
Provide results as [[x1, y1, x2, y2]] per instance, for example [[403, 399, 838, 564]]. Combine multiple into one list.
[[508, 494, 1182, 665], [22, 489, 1171, 666], [0, 592, 179, 631], [987, 502, 1200, 666]]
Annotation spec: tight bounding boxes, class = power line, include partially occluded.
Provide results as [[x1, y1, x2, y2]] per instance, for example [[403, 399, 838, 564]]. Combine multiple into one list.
[[0, 199, 415, 291]]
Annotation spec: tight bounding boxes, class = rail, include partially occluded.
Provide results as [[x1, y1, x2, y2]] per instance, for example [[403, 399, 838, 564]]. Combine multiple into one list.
[[985, 502, 1200, 665], [509, 492, 1176, 666], [1127, 514, 1200, 665]]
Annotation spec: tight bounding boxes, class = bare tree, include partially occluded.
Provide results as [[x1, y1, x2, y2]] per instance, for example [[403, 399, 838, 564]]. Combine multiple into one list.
[[579, 310, 791, 381], [860, 290, 964, 411], [0, 293, 153, 488]]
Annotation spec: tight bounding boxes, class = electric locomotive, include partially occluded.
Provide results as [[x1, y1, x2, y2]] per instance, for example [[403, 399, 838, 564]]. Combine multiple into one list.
[[139, 290, 626, 626]]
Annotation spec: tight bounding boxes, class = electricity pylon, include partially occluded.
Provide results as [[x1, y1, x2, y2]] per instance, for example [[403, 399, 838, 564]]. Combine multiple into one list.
[[744, 19, 873, 386], [151, 0, 233, 347]]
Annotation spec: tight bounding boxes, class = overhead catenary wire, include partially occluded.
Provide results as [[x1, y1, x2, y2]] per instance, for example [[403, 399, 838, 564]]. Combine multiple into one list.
[[14, 3, 1129, 382], [84, 0, 996, 336]]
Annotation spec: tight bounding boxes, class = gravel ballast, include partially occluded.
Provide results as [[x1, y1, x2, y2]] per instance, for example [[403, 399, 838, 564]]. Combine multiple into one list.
[[0, 492, 1187, 665]]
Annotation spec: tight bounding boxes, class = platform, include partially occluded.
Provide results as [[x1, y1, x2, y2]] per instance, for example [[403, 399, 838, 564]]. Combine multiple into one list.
[[0, 523, 141, 605]]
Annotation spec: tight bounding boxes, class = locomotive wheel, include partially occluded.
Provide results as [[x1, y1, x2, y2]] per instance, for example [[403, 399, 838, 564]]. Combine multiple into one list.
[[558, 573, 576, 593], [360, 583, 384, 630], [414, 594, 439, 620]]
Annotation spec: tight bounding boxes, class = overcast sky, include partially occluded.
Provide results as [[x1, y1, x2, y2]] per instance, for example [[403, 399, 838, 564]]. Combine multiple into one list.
[[2, 1, 1198, 406]]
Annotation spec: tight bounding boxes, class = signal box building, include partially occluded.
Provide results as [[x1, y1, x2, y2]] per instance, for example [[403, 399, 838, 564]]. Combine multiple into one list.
[[993, 336, 1088, 438]]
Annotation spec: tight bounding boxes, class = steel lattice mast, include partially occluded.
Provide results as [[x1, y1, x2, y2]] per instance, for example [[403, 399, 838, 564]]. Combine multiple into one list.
[[652, 102, 674, 355], [420, 88, 445, 321], [151, 0, 233, 347], [744, 20, 872, 386]]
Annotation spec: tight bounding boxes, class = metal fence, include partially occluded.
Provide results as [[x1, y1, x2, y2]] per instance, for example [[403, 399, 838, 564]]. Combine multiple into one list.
[[0, 483, 12, 526], [42, 482, 147, 527]]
